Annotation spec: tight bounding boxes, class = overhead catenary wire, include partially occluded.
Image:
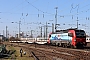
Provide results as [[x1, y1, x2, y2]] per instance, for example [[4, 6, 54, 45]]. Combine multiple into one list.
[[0, 0, 90, 22], [25, 0, 55, 15], [0, 0, 90, 19]]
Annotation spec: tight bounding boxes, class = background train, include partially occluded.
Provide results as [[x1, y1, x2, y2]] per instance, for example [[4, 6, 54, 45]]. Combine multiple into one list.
[[9, 37, 48, 44]]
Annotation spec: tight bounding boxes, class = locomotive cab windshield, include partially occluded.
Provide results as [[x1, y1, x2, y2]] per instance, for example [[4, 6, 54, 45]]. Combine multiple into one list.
[[75, 30, 86, 38]]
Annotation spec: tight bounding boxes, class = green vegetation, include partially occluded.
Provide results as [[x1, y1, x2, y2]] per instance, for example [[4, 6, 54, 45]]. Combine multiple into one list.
[[0, 44, 7, 54], [6, 44, 34, 60]]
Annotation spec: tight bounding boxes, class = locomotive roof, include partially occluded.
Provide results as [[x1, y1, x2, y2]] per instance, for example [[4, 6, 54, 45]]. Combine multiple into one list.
[[56, 28, 83, 32], [55, 28, 85, 34]]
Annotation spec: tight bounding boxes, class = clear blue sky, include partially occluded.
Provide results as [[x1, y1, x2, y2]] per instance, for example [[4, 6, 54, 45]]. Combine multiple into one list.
[[0, 0, 90, 37]]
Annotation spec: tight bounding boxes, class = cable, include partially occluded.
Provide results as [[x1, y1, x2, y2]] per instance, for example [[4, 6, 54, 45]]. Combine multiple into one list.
[[25, 0, 55, 15]]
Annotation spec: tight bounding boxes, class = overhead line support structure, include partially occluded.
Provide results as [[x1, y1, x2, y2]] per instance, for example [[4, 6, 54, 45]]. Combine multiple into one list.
[[55, 7, 58, 32], [19, 21, 21, 39]]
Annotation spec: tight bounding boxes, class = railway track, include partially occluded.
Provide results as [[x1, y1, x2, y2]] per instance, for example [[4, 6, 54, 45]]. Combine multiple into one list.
[[5, 42, 90, 60]]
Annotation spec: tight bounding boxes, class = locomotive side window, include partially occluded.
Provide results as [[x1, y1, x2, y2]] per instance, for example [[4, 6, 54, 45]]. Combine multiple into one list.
[[49, 35, 51, 38], [68, 33, 73, 37]]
